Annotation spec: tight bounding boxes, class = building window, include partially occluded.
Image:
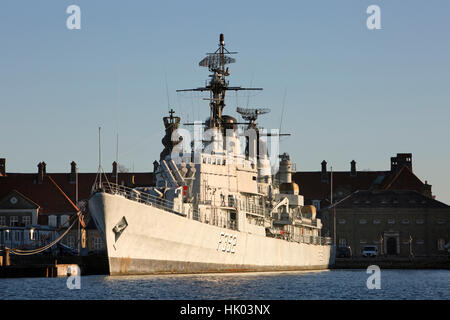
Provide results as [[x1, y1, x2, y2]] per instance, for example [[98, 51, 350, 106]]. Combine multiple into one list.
[[48, 215, 57, 228], [67, 236, 76, 249], [388, 219, 395, 225], [359, 239, 367, 244], [437, 239, 445, 251], [436, 219, 446, 225], [416, 239, 424, 245], [373, 219, 381, 225], [401, 219, 410, 225], [22, 216, 31, 226], [14, 231, 21, 242], [10, 216, 19, 227], [60, 215, 70, 226], [93, 237, 103, 250], [5, 230, 11, 241], [339, 238, 346, 246], [415, 219, 424, 225], [359, 219, 367, 225], [0, 216, 5, 226], [338, 219, 346, 225]]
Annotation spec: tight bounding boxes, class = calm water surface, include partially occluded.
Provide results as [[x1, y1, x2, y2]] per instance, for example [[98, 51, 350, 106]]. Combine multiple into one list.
[[1, 269, 449, 300]]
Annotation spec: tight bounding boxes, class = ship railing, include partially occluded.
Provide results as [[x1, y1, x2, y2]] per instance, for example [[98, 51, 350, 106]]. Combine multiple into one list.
[[272, 233, 332, 246], [97, 182, 186, 217]]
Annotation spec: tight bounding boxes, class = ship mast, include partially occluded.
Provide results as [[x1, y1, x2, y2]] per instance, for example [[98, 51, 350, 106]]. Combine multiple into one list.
[[177, 34, 262, 131]]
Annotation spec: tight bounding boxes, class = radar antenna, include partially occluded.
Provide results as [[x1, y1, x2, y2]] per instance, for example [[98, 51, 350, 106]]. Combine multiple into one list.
[[236, 107, 270, 125], [177, 34, 262, 130]]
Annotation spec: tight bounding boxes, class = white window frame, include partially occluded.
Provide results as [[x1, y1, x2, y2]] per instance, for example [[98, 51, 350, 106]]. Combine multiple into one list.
[[67, 236, 76, 249], [22, 216, 31, 226], [93, 237, 103, 250], [10, 216, 19, 227], [48, 215, 58, 228], [60, 215, 70, 226]]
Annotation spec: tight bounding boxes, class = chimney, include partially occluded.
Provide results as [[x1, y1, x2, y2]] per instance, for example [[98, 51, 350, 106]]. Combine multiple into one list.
[[112, 161, 118, 178], [422, 180, 432, 198], [0, 158, 5, 176], [321, 160, 328, 182], [37, 162, 46, 184], [350, 160, 356, 177], [70, 161, 77, 183], [391, 153, 412, 173], [390, 156, 398, 173]]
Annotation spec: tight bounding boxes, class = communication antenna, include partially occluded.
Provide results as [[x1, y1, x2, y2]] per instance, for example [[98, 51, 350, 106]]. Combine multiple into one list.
[[246, 72, 254, 109], [165, 72, 171, 112], [98, 127, 102, 186], [279, 88, 287, 134], [116, 73, 120, 185]]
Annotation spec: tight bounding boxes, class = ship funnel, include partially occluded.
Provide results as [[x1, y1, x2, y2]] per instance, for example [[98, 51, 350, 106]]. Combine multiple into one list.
[[220, 33, 224, 45]]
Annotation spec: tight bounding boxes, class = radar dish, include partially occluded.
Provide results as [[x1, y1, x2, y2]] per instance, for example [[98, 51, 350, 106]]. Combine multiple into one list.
[[236, 107, 271, 122], [199, 54, 236, 70]]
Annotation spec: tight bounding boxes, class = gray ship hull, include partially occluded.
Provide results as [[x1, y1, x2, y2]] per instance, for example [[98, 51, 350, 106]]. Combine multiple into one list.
[[89, 192, 335, 276]]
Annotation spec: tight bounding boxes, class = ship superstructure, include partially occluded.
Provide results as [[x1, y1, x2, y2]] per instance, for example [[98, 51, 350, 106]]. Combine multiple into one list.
[[89, 34, 334, 275]]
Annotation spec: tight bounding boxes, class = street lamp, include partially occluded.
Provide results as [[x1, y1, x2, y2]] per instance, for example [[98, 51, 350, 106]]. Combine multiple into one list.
[[409, 235, 414, 257], [380, 235, 384, 256], [331, 166, 336, 247]]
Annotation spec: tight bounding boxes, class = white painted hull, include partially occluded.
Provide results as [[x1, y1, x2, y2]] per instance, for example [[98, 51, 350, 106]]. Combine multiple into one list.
[[89, 192, 335, 275]]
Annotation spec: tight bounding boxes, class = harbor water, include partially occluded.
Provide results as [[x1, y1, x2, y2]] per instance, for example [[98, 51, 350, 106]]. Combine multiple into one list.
[[1, 269, 449, 300]]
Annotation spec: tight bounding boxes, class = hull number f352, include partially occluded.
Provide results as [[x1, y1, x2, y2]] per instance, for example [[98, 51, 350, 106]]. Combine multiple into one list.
[[217, 232, 237, 253]]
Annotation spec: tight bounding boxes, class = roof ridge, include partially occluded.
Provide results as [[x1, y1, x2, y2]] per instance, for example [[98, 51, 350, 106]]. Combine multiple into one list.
[[9, 189, 41, 208], [384, 166, 423, 190]]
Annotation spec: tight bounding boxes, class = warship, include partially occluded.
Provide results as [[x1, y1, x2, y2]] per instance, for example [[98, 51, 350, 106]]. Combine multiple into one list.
[[89, 34, 335, 275]]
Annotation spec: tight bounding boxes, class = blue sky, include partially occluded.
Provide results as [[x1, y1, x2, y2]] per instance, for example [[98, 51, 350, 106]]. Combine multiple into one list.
[[1, 1, 449, 202]]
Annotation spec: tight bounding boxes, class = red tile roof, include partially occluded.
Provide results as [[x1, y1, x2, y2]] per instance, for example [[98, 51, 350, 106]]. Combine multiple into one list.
[[0, 172, 153, 214], [293, 167, 427, 203], [383, 166, 424, 191], [0, 164, 428, 214]]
